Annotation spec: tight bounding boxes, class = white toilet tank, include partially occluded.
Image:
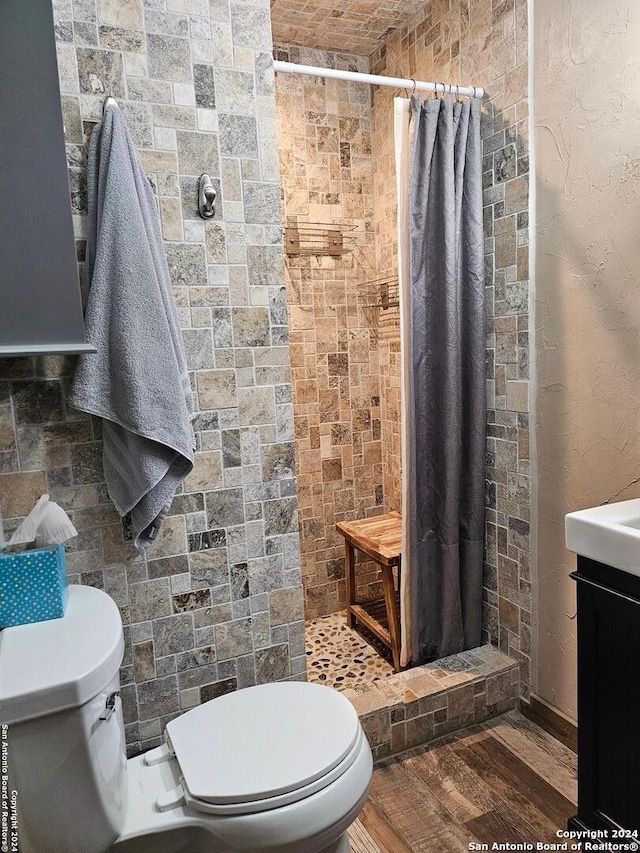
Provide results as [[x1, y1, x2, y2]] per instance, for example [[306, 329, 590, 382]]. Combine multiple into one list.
[[0, 585, 128, 853]]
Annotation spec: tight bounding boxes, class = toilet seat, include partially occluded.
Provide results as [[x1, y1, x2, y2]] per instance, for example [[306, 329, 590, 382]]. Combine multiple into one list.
[[158, 682, 362, 816], [180, 728, 365, 816]]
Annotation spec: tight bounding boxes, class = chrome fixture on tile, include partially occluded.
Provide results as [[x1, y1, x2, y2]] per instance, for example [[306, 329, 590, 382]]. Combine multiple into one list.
[[198, 174, 216, 219], [102, 95, 118, 115]]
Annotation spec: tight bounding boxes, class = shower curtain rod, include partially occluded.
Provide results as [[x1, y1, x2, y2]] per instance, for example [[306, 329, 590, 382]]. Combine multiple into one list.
[[273, 60, 484, 99]]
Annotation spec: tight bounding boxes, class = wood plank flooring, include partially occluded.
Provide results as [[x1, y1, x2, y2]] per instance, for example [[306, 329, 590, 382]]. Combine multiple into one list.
[[347, 710, 577, 853]]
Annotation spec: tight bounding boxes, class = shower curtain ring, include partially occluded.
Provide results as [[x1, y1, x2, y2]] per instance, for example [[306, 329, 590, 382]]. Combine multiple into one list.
[[455, 84, 460, 102], [403, 79, 416, 98], [472, 86, 478, 99], [404, 77, 418, 98]]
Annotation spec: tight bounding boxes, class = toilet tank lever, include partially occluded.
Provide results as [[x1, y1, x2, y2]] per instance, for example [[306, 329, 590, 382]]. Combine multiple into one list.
[[99, 691, 120, 721]]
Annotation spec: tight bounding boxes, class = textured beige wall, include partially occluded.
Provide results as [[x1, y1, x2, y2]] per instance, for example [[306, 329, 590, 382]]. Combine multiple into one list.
[[534, 0, 640, 719]]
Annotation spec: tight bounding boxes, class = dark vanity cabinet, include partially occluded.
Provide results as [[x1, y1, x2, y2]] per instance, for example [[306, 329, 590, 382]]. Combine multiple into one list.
[[571, 556, 640, 831], [0, 0, 92, 356]]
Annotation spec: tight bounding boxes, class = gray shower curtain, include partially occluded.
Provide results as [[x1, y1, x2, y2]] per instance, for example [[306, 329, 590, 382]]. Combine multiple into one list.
[[408, 94, 485, 663]]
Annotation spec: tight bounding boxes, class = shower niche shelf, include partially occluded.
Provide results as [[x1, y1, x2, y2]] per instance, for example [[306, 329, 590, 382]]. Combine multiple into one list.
[[284, 219, 357, 257]]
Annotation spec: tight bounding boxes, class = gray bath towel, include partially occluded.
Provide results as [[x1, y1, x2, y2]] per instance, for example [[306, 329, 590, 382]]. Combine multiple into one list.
[[69, 103, 194, 550]]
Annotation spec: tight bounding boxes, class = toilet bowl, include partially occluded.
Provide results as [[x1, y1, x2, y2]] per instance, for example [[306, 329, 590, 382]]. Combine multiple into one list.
[[0, 585, 372, 853]]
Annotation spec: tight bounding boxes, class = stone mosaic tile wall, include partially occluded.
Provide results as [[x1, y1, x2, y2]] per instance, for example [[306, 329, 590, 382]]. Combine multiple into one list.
[[274, 45, 386, 619], [369, 71, 402, 514], [378, 316, 402, 512], [0, 0, 306, 753], [369, 0, 531, 695]]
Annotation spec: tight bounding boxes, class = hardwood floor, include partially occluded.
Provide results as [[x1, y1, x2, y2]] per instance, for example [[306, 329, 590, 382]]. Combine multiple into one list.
[[347, 711, 578, 853]]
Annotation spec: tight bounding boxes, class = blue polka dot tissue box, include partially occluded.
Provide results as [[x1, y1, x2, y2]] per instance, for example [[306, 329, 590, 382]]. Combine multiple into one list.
[[0, 544, 68, 628]]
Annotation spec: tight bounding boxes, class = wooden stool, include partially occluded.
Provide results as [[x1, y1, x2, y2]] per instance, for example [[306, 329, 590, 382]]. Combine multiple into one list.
[[335, 511, 403, 672]]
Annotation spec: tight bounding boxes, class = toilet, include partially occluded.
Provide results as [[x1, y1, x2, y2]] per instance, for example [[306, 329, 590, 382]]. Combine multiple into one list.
[[0, 585, 372, 853]]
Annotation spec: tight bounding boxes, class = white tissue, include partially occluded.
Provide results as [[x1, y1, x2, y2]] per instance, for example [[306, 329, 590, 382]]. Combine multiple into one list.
[[8, 494, 78, 550], [8, 494, 49, 547], [35, 501, 78, 547]]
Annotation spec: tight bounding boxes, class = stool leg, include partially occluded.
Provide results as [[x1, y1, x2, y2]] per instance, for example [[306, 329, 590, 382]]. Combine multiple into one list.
[[345, 542, 356, 628], [382, 565, 401, 672]]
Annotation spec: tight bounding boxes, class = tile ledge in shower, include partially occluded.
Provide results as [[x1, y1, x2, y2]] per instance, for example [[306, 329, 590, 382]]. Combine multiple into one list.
[[341, 644, 520, 762]]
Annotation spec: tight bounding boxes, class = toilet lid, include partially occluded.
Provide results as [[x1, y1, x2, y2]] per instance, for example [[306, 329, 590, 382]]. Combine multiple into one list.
[[166, 682, 361, 809]]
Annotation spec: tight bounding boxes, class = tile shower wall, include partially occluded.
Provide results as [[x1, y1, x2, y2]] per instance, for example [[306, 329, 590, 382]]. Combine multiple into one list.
[[378, 320, 402, 512], [0, 0, 305, 752], [368, 57, 403, 514], [274, 45, 385, 619], [378, 317, 402, 513], [370, 0, 531, 694]]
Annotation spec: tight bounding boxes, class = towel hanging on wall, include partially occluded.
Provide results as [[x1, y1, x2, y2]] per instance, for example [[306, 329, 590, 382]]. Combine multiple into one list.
[[68, 103, 194, 550]]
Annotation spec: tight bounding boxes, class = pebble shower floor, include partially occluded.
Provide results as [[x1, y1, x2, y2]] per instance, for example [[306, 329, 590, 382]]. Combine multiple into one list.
[[305, 611, 394, 689]]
